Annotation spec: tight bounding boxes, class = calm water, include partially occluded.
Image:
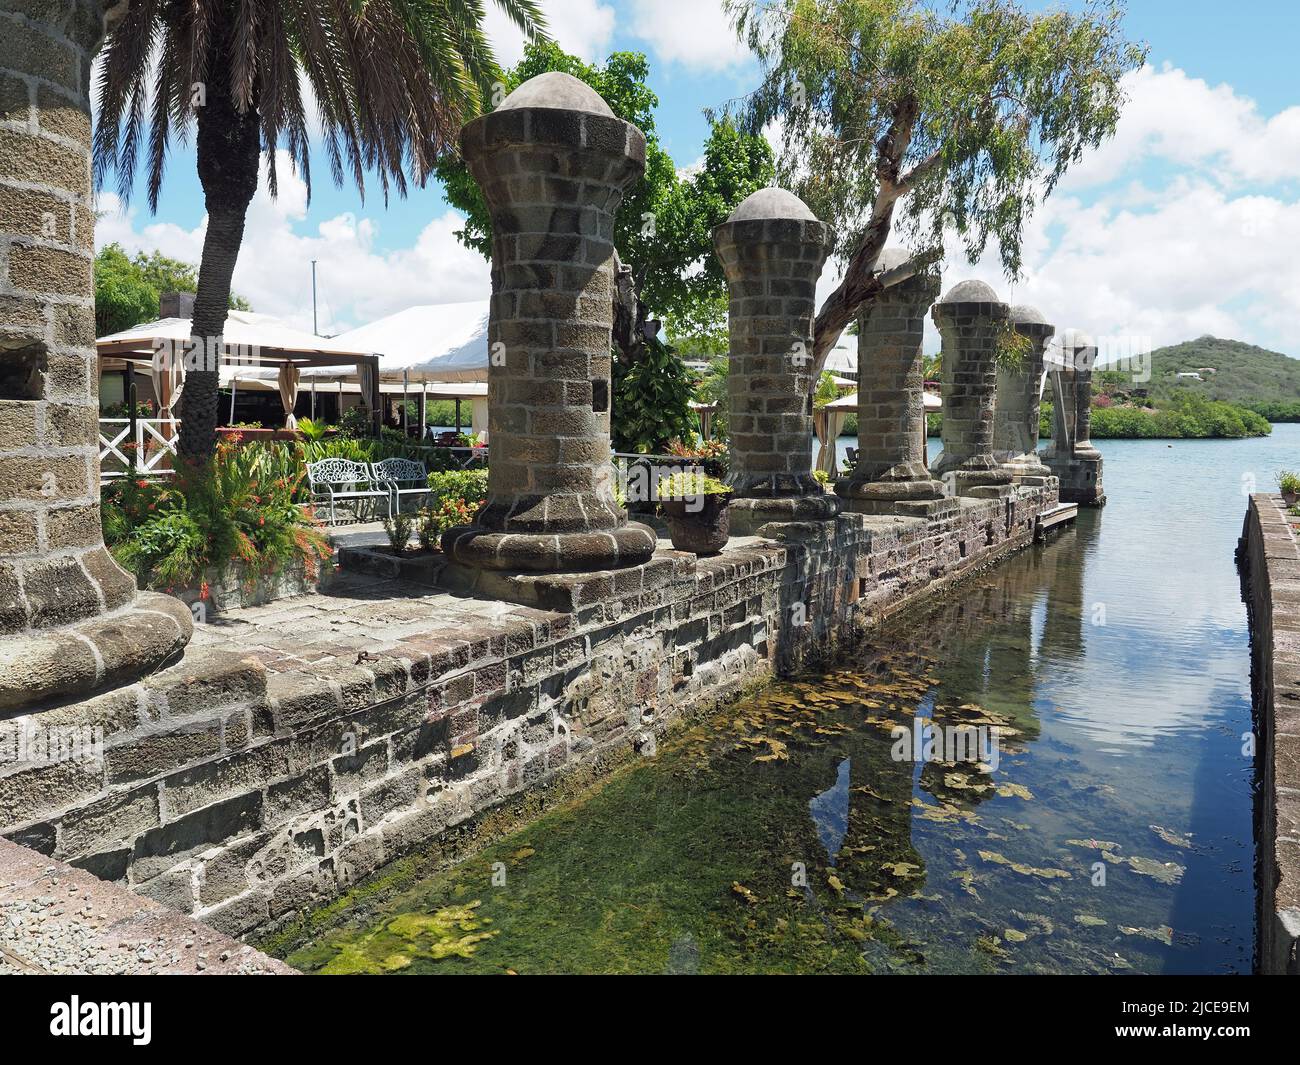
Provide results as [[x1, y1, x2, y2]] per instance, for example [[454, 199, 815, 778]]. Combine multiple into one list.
[[277, 428, 1299, 974]]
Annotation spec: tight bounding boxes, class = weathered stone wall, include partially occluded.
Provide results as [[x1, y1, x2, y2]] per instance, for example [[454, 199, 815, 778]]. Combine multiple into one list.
[[0, 487, 1054, 939], [1238, 493, 1300, 974]]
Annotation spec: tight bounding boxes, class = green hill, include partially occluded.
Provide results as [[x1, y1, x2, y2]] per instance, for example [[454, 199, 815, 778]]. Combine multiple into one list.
[[1108, 336, 1300, 408]]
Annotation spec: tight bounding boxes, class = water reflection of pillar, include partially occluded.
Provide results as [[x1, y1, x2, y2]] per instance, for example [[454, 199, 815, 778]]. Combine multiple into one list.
[[1038, 519, 1092, 665], [838, 731, 927, 898]]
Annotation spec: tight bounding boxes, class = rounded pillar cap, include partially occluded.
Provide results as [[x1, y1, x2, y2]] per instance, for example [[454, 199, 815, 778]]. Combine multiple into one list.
[[497, 71, 615, 116], [875, 247, 913, 272], [937, 279, 1001, 305], [1011, 303, 1055, 339], [1058, 326, 1096, 351], [727, 186, 817, 222], [1011, 304, 1049, 325]]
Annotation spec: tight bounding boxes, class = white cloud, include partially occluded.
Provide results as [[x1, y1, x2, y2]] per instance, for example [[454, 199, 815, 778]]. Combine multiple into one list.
[[483, 0, 615, 65], [95, 153, 491, 335], [1062, 64, 1300, 192], [939, 181, 1300, 357], [628, 0, 750, 71]]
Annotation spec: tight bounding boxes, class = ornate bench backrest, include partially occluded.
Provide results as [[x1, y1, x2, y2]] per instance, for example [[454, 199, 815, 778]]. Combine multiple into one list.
[[307, 457, 372, 489], [372, 457, 427, 485]]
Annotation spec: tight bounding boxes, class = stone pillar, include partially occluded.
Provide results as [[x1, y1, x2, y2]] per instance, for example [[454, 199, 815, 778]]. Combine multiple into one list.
[[835, 249, 944, 514], [1043, 329, 1105, 505], [993, 304, 1054, 482], [0, 1, 191, 710], [441, 72, 655, 572], [713, 187, 840, 534], [930, 280, 1013, 497]]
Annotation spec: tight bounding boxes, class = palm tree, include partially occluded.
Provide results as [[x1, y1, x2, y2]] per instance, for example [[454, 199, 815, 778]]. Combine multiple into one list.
[[94, 0, 545, 462]]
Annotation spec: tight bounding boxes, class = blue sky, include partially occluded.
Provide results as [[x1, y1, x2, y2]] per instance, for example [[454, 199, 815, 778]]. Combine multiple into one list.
[[97, 0, 1300, 356]]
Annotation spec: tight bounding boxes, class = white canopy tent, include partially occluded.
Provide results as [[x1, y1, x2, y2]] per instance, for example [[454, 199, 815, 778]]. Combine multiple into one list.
[[814, 390, 940, 473], [97, 311, 380, 428], [327, 300, 490, 385]]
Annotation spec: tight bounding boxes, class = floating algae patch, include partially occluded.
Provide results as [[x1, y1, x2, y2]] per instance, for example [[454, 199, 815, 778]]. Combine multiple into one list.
[[279, 511, 1255, 974]]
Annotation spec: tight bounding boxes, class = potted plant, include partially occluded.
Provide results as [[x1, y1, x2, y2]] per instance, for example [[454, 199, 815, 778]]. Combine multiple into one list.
[[658, 471, 732, 555], [1279, 470, 1300, 505]]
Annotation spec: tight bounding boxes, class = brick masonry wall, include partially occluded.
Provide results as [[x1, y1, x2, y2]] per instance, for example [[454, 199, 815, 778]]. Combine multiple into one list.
[[0, 488, 1054, 941], [1238, 493, 1300, 974]]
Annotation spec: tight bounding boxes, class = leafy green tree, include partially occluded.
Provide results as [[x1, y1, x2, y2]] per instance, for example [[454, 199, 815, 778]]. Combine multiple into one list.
[[95, 244, 250, 336], [94, 0, 545, 463], [725, 0, 1147, 369]]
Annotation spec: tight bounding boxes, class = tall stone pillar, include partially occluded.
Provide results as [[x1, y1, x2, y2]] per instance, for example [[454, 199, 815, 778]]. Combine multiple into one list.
[[1043, 329, 1105, 505], [993, 305, 1054, 482], [0, 1, 191, 710], [835, 249, 944, 514], [713, 188, 840, 534], [930, 281, 1013, 496], [441, 72, 655, 572]]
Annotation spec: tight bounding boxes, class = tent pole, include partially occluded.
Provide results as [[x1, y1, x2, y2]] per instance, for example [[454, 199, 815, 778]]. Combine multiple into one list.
[[420, 383, 427, 440], [402, 369, 409, 435], [454, 397, 461, 435], [229, 374, 237, 424]]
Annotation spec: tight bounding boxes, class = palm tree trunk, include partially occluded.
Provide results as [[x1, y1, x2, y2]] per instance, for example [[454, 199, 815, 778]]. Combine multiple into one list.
[[176, 62, 260, 464]]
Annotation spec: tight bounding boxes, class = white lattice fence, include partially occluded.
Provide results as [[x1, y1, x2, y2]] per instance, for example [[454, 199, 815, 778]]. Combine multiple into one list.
[[98, 418, 179, 482]]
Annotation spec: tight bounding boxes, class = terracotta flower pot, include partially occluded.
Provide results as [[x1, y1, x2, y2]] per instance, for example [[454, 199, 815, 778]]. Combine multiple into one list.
[[661, 492, 731, 555]]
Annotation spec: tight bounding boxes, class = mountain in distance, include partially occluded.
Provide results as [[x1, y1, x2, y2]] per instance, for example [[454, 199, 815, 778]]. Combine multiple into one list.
[[1102, 336, 1300, 406]]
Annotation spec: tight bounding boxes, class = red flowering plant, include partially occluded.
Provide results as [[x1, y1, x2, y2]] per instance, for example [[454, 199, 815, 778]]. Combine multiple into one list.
[[417, 495, 483, 551]]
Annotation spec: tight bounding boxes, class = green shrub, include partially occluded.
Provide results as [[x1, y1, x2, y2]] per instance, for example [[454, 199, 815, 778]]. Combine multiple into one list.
[[427, 468, 489, 506], [102, 438, 329, 596], [383, 511, 415, 552]]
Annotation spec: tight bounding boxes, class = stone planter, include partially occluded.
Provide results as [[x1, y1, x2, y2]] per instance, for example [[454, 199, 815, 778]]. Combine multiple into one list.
[[171, 557, 333, 615], [1283, 489, 1298, 506], [661, 494, 731, 555], [216, 427, 302, 443]]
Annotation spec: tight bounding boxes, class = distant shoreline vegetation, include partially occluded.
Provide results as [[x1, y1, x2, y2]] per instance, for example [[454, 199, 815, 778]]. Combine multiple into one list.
[[892, 394, 1272, 441]]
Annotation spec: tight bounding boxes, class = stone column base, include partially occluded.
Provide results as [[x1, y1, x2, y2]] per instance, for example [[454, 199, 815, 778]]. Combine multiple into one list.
[[728, 494, 842, 536], [937, 465, 1014, 496], [998, 453, 1054, 483], [836, 475, 946, 516], [893, 497, 962, 519], [441, 522, 657, 573], [0, 593, 193, 711], [1045, 453, 1105, 506]]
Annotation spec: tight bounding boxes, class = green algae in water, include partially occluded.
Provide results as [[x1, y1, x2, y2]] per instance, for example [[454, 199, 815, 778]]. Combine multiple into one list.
[[305, 902, 499, 974], [284, 656, 1201, 975]]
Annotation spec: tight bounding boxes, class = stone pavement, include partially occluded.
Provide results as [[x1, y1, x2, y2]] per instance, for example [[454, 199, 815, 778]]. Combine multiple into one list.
[[190, 530, 716, 676], [188, 569, 557, 676], [0, 838, 292, 974]]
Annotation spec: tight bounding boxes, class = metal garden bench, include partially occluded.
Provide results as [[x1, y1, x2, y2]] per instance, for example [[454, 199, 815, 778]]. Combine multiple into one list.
[[371, 457, 431, 514], [306, 458, 392, 525]]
